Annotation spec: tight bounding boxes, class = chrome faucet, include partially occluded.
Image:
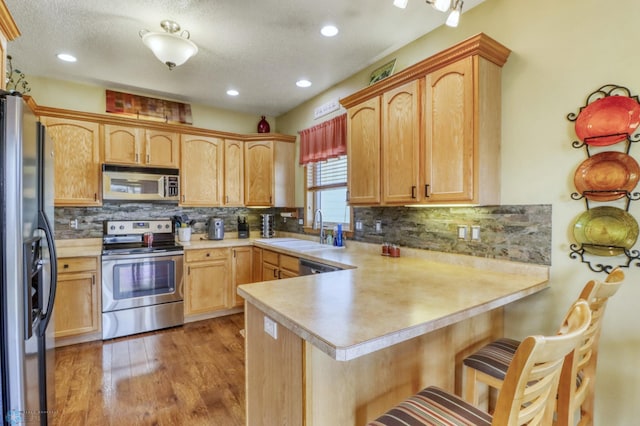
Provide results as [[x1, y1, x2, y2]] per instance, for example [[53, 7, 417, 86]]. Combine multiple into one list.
[[313, 209, 324, 244]]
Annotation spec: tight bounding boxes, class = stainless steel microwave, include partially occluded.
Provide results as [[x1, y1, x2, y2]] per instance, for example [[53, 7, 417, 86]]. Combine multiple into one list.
[[102, 164, 180, 202]]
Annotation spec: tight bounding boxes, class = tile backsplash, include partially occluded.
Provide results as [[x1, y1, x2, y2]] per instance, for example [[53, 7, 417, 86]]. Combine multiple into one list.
[[55, 203, 550, 265]]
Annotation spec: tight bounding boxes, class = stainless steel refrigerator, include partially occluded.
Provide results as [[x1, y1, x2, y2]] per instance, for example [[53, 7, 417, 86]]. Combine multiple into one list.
[[1, 92, 57, 425]]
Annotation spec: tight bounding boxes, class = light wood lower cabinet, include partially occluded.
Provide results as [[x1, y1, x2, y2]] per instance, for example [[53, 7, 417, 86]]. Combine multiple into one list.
[[262, 249, 299, 280], [54, 256, 101, 344], [184, 246, 257, 318], [184, 248, 230, 316], [231, 246, 252, 307]]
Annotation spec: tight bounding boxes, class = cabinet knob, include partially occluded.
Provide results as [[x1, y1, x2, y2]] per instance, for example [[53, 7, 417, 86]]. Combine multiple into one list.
[[63, 264, 69, 269], [206, 252, 210, 257]]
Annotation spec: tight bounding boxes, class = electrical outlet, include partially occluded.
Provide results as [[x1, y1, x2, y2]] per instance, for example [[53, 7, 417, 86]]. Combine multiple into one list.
[[298, 218, 304, 225], [457, 225, 468, 240], [375, 220, 382, 233], [355, 220, 363, 231], [471, 225, 481, 241], [264, 316, 278, 339], [69, 219, 78, 229]]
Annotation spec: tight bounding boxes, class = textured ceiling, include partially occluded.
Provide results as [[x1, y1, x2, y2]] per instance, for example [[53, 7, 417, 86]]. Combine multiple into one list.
[[5, 0, 483, 116]]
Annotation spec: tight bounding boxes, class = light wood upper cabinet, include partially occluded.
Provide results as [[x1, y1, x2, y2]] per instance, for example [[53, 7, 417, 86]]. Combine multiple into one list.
[[424, 56, 500, 204], [347, 97, 381, 205], [341, 33, 509, 206], [146, 130, 179, 167], [382, 80, 421, 204], [42, 117, 102, 206], [244, 141, 274, 206], [104, 125, 179, 168], [54, 257, 100, 340], [180, 134, 223, 206], [224, 139, 245, 206]]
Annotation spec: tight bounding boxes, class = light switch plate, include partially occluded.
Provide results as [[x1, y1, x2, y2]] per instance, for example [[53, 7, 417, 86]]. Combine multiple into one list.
[[457, 225, 468, 240], [471, 225, 481, 241], [375, 220, 382, 233], [264, 316, 278, 339]]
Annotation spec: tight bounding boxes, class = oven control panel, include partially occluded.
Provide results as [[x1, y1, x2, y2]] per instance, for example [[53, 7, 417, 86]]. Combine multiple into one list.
[[104, 220, 174, 235]]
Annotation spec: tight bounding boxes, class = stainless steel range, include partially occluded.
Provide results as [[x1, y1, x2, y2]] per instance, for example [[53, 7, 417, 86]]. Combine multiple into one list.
[[101, 219, 184, 340]]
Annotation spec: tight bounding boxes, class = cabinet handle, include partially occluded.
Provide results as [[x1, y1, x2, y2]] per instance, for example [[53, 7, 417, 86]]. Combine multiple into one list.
[[94, 193, 97, 201], [273, 268, 278, 278], [233, 249, 236, 258], [278, 270, 282, 279], [182, 194, 185, 202], [63, 264, 69, 269], [135, 153, 139, 163], [346, 190, 350, 201], [91, 276, 95, 286], [188, 266, 191, 275], [424, 184, 430, 198], [146, 154, 150, 164], [411, 186, 417, 199]]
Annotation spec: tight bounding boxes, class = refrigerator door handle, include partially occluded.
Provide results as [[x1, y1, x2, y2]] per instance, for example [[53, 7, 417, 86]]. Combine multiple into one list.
[[37, 209, 57, 335]]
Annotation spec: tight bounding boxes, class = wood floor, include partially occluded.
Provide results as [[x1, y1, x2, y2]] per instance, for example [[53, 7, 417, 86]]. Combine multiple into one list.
[[51, 314, 246, 426]]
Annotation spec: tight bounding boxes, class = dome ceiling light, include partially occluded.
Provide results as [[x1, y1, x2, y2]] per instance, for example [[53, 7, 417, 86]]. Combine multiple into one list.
[[139, 20, 198, 70]]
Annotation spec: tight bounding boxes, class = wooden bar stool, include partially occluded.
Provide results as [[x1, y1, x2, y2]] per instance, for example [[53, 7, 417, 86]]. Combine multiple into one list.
[[367, 300, 592, 426], [462, 268, 624, 425]]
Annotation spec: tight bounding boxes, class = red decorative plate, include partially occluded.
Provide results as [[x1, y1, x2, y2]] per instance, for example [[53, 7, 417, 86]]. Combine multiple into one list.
[[575, 96, 640, 146], [574, 152, 640, 201]]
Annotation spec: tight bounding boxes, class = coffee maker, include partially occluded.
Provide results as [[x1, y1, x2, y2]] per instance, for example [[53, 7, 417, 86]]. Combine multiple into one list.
[[237, 216, 249, 239], [207, 217, 224, 240]]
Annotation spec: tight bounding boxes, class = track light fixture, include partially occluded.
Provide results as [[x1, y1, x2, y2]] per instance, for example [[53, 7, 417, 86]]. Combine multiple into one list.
[[394, 0, 464, 28]]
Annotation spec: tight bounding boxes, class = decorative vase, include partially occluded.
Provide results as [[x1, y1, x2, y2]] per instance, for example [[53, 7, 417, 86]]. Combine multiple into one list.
[[257, 116, 270, 133]]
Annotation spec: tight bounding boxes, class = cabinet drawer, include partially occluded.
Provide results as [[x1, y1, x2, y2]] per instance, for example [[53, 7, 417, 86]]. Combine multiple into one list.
[[57, 257, 98, 274], [186, 248, 229, 263], [262, 249, 279, 265], [280, 254, 299, 273]]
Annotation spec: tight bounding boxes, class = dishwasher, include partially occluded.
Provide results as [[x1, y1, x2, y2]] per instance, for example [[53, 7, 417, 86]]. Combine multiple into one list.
[[298, 258, 341, 275]]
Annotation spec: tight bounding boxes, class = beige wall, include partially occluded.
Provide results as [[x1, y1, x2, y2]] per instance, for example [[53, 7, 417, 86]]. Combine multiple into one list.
[[278, 0, 640, 422], [21, 0, 639, 421], [25, 75, 271, 134]]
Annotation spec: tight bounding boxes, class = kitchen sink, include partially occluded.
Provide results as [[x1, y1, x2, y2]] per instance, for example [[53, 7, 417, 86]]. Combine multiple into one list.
[[255, 238, 344, 252]]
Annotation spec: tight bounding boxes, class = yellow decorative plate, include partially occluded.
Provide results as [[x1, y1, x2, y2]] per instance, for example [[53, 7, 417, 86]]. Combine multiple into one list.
[[573, 206, 639, 256]]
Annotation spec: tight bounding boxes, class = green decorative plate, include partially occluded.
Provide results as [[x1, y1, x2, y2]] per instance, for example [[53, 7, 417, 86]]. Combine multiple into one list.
[[573, 206, 639, 256]]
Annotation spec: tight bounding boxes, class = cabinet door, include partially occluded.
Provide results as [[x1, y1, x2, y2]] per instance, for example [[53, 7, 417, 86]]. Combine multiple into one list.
[[185, 259, 229, 315], [424, 57, 474, 202], [382, 80, 422, 204], [180, 135, 223, 206], [54, 271, 99, 337], [244, 141, 274, 206], [231, 246, 253, 307], [42, 117, 101, 206], [347, 97, 381, 205], [274, 141, 295, 207], [103, 124, 142, 165], [146, 130, 179, 167], [224, 139, 245, 206], [252, 247, 263, 282]]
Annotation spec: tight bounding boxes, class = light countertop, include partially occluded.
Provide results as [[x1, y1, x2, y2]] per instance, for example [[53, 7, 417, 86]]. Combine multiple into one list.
[[238, 239, 549, 361]]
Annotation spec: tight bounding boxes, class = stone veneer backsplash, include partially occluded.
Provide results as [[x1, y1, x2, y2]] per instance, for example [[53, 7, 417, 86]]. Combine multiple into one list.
[[55, 203, 551, 265]]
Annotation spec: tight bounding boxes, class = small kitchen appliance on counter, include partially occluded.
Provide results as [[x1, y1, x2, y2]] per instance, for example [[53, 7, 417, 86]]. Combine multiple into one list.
[[101, 219, 184, 340], [207, 217, 224, 240], [238, 216, 249, 238], [260, 213, 275, 238]]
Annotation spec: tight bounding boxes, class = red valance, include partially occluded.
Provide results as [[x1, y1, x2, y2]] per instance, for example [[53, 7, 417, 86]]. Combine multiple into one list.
[[299, 113, 347, 165]]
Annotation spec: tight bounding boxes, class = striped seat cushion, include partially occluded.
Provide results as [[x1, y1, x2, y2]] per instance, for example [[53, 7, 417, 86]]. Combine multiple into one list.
[[462, 338, 520, 380], [368, 386, 492, 426]]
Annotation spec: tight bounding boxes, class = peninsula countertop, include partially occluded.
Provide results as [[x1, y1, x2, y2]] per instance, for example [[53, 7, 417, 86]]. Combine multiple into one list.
[[238, 241, 549, 361]]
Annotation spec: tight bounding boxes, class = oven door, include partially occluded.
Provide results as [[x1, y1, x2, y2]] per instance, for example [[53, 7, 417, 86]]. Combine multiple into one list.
[[102, 251, 184, 312]]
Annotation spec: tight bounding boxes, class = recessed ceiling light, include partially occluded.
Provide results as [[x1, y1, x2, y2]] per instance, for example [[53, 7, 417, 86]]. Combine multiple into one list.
[[56, 53, 77, 62], [227, 89, 239, 96], [320, 25, 339, 37], [296, 79, 312, 88]]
